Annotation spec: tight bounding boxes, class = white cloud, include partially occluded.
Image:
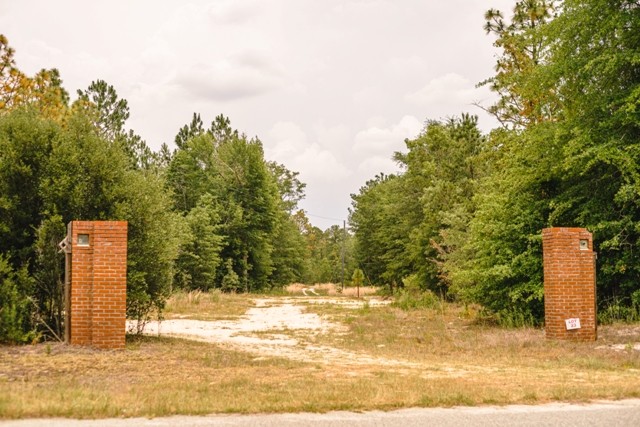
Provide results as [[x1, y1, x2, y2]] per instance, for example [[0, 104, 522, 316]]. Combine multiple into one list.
[[352, 86, 383, 108], [207, 0, 263, 25], [313, 121, 351, 152], [0, 0, 512, 228], [266, 122, 352, 183], [357, 155, 402, 175], [24, 39, 62, 60], [366, 116, 387, 128], [333, 1, 397, 16], [353, 115, 422, 157], [175, 51, 287, 102], [405, 73, 493, 108], [385, 55, 428, 75]]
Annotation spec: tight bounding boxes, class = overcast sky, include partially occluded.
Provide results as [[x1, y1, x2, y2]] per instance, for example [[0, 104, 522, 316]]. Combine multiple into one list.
[[1, 0, 514, 229]]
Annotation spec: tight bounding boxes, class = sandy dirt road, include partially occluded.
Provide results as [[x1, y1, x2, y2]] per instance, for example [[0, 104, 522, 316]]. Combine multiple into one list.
[[136, 297, 410, 366]]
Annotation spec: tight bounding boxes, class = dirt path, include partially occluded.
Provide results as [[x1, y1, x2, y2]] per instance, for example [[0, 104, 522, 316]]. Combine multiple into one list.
[[139, 297, 415, 367]]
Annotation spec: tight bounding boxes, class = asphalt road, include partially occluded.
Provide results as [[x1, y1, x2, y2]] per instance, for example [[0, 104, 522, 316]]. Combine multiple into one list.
[[3, 400, 640, 427]]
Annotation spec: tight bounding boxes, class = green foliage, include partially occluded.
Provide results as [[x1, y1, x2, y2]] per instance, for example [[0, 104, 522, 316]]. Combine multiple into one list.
[[0, 42, 308, 341], [392, 291, 439, 311], [452, 126, 553, 318], [0, 108, 58, 264], [352, 268, 364, 286], [221, 259, 241, 292], [267, 161, 306, 214], [479, 1, 558, 128], [349, 173, 410, 290], [32, 215, 66, 339], [349, 0, 640, 322], [598, 295, 640, 325], [0, 254, 36, 343], [269, 212, 307, 287], [113, 168, 183, 326], [0, 104, 181, 336], [350, 115, 487, 294], [462, 0, 640, 318], [167, 115, 305, 292], [76, 79, 130, 141], [174, 193, 224, 291], [300, 220, 356, 285]]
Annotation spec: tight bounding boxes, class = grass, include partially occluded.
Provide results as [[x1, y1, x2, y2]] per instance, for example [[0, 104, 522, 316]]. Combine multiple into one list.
[[303, 299, 640, 367], [1, 290, 640, 419], [163, 290, 254, 321]]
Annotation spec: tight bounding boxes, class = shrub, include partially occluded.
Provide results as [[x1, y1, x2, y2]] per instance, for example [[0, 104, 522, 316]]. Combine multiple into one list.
[[0, 255, 37, 343]]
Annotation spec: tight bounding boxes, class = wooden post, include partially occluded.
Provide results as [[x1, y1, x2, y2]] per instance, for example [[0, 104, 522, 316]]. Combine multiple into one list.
[[59, 223, 72, 344]]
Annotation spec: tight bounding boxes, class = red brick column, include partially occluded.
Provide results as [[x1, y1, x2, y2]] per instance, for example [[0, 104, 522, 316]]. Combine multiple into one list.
[[542, 227, 597, 341], [69, 221, 128, 349]]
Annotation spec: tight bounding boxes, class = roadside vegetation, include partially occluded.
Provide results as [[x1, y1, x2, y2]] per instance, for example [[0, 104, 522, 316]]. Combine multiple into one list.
[[2, 291, 639, 418], [350, 0, 640, 324], [2, 0, 640, 418], [3, 0, 639, 343]]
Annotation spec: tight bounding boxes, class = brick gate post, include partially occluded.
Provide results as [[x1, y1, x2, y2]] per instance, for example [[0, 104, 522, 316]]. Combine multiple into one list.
[[542, 227, 597, 341], [68, 221, 128, 349]]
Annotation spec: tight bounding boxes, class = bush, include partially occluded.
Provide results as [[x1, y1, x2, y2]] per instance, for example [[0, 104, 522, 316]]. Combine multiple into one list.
[[0, 255, 37, 343], [598, 295, 640, 325], [392, 289, 439, 311]]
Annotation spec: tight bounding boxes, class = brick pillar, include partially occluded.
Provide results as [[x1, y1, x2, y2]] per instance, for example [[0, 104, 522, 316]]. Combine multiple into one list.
[[542, 227, 597, 341], [69, 221, 128, 349]]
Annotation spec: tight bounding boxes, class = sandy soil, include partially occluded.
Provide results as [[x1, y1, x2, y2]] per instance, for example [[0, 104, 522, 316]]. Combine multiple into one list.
[[135, 296, 410, 366], [286, 283, 380, 297]]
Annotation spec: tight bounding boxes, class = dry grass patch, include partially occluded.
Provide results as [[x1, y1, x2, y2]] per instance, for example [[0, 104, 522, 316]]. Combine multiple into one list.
[[2, 335, 640, 419], [301, 301, 640, 378], [164, 290, 254, 321], [3, 293, 640, 419], [286, 283, 379, 297]]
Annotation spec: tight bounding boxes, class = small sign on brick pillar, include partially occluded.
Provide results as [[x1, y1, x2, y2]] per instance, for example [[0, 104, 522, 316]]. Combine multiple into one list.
[[542, 227, 597, 341], [65, 221, 128, 349]]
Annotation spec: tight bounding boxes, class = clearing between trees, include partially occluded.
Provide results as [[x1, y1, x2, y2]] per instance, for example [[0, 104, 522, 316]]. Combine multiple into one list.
[[1, 287, 640, 419]]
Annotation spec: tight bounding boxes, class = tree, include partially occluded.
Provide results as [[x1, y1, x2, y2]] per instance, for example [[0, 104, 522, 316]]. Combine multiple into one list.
[[0, 35, 69, 120], [0, 254, 35, 343], [538, 0, 640, 310], [267, 161, 306, 213], [352, 268, 364, 298], [479, 1, 558, 128], [0, 105, 182, 339], [453, 0, 640, 320], [349, 115, 487, 294], [76, 79, 130, 141], [167, 114, 302, 292], [350, 173, 409, 290], [174, 194, 224, 291], [174, 112, 204, 149]]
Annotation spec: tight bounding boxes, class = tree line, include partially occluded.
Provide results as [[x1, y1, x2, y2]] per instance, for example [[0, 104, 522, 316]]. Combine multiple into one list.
[[4, 0, 636, 342], [0, 35, 353, 343], [350, 0, 640, 324]]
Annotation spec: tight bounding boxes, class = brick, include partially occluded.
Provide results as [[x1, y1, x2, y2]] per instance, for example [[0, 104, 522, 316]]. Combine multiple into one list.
[[68, 221, 127, 350], [542, 227, 597, 342]]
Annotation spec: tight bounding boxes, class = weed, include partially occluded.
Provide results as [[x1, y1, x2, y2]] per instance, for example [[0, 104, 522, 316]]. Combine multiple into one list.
[[392, 289, 439, 311], [164, 290, 254, 321], [496, 309, 538, 329], [598, 297, 640, 325]]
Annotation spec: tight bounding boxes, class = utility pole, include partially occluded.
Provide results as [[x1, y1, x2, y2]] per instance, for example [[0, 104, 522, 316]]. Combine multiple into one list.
[[341, 220, 345, 291]]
